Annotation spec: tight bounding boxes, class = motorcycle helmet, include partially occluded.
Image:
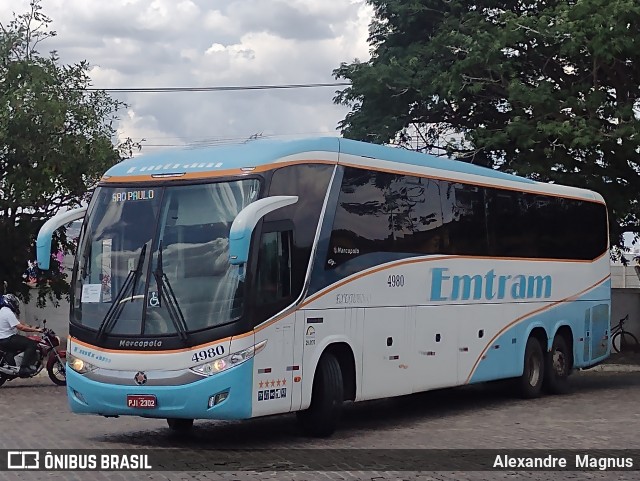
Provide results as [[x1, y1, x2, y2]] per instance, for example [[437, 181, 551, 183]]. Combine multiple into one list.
[[1, 294, 20, 316]]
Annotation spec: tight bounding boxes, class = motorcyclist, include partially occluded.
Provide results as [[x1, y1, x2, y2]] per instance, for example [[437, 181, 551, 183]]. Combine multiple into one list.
[[0, 294, 43, 377]]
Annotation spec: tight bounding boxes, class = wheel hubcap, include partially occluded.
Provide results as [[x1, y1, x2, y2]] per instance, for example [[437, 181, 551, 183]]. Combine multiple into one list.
[[529, 354, 540, 386], [553, 350, 565, 376]]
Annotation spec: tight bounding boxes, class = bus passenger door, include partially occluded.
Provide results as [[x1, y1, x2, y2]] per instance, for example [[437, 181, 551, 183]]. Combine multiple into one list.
[[281, 321, 295, 411], [253, 319, 294, 417], [291, 311, 307, 411], [414, 306, 457, 391]]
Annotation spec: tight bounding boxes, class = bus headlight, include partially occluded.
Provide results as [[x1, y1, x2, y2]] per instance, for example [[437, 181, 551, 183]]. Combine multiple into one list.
[[67, 353, 98, 374], [191, 340, 267, 377]]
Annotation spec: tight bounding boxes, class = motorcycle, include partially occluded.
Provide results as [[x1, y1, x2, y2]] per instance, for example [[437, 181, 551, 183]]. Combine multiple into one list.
[[0, 319, 66, 386]]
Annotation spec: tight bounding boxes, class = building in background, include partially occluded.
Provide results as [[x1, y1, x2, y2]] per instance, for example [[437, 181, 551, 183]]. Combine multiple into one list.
[[611, 248, 640, 337]]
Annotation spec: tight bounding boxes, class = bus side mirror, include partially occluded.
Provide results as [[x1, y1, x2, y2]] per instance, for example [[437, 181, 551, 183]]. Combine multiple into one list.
[[36, 207, 88, 270], [229, 196, 298, 266]]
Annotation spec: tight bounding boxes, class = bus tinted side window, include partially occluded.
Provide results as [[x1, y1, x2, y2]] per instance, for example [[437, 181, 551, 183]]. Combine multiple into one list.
[[518, 195, 608, 260], [440, 183, 489, 256], [578, 201, 608, 259], [390, 176, 445, 255], [486, 190, 533, 257], [485, 188, 608, 260], [323, 166, 608, 283], [518, 194, 565, 259], [327, 168, 395, 268], [255, 230, 293, 307], [264, 164, 333, 299], [326, 168, 445, 274]]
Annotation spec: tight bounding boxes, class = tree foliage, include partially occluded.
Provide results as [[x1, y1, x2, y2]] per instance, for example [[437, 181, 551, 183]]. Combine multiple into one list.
[[334, 0, 640, 252], [0, 1, 130, 306]]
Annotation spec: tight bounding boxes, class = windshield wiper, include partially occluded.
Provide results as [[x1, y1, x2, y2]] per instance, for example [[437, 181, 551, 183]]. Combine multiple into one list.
[[96, 243, 147, 340], [152, 240, 189, 342], [130, 246, 145, 303]]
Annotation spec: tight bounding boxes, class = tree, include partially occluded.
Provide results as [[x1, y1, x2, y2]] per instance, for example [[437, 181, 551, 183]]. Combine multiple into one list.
[[0, 1, 131, 306], [333, 0, 640, 253]]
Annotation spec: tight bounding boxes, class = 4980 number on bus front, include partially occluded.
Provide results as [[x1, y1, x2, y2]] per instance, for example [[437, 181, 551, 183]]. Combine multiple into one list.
[[191, 345, 225, 363]]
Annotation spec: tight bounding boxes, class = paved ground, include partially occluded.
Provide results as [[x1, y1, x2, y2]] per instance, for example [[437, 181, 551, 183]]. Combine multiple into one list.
[[603, 350, 640, 366], [1, 367, 640, 481]]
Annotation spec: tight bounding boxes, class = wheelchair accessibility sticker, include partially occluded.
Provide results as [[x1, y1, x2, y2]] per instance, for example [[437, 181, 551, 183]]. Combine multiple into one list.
[[148, 291, 159, 308]]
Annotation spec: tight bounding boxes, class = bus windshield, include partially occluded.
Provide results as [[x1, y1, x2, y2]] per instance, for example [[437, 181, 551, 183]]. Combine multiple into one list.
[[73, 179, 261, 336]]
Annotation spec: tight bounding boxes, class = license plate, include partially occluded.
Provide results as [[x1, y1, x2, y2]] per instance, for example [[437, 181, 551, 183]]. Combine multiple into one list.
[[126, 394, 157, 408]]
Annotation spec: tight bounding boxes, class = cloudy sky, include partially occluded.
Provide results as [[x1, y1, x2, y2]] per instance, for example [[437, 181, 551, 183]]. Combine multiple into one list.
[[1, 0, 373, 153]]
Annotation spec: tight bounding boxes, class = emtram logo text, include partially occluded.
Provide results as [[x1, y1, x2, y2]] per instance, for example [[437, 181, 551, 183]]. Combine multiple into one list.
[[430, 268, 552, 301]]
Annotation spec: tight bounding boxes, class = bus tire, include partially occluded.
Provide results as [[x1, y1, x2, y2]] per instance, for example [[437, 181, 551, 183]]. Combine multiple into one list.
[[296, 352, 344, 437], [518, 336, 544, 399], [166, 418, 193, 433], [544, 334, 570, 394]]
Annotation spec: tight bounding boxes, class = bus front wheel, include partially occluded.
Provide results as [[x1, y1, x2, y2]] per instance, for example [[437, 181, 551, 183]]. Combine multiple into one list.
[[518, 336, 544, 399], [167, 418, 194, 433], [296, 351, 344, 437]]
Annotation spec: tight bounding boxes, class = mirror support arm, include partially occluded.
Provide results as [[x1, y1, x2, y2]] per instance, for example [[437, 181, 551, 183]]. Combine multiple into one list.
[[36, 207, 88, 270], [228, 196, 298, 265]]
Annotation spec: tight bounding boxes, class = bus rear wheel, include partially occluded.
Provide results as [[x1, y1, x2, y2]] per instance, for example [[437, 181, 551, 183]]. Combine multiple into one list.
[[543, 334, 570, 394], [296, 352, 344, 437], [518, 336, 544, 399], [167, 418, 194, 433]]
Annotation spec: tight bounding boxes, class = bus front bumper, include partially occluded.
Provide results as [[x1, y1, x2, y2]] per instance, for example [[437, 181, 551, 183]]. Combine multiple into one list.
[[66, 360, 254, 420]]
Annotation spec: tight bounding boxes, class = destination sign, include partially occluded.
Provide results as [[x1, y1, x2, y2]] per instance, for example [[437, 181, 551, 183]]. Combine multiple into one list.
[[111, 190, 156, 202]]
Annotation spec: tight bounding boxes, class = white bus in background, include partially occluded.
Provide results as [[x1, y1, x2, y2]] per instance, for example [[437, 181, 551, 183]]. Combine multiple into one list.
[[36, 137, 610, 436]]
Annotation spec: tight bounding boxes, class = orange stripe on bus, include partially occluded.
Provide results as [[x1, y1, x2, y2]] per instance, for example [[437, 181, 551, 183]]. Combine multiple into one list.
[[101, 159, 336, 183], [70, 333, 242, 355], [299, 252, 609, 308]]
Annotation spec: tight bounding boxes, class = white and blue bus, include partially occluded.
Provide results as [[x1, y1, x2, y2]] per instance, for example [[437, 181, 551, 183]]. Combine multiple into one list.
[[37, 137, 610, 436]]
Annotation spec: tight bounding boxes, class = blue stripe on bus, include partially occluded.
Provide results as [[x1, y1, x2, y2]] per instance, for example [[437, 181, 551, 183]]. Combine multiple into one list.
[[469, 280, 611, 383], [104, 137, 535, 186], [66, 358, 254, 420]]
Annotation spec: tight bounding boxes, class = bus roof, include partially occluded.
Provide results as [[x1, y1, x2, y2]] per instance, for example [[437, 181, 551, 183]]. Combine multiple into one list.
[[101, 136, 603, 202]]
